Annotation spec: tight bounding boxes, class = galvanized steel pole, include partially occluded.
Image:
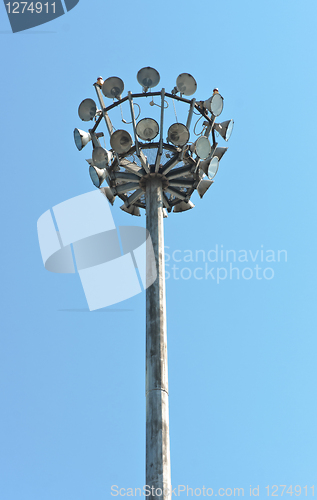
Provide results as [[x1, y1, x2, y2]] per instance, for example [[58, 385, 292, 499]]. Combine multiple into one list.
[[73, 69, 234, 496], [145, 175, 171, 499]]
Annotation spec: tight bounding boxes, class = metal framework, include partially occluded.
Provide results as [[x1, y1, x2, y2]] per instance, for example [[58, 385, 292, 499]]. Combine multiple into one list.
[[73, 68, 233, 500]]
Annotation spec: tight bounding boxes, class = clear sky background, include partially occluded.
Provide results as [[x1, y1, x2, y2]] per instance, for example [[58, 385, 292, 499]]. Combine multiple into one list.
[[1, 1, 317, 498]]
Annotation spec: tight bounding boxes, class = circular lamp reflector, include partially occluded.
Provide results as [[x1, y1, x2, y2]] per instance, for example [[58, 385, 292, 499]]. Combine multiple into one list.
[[176, 73, 197, 96], [92, 147, 112, 167], [102, 77, 124, 99], [136, 118, 159, 141], [224, 119, 234, 141], [89, 165, 107, 188], [207, 157, 219, 180], [194, 136, 211, 159], [78, 98, 97, 121], [74, 128, 91, 151], [137, 67, 160, 90], [167, 123, 189, 147], [214, 119, 234, 141], [210, 93, 224, 116], [110, 130, 133, 154]]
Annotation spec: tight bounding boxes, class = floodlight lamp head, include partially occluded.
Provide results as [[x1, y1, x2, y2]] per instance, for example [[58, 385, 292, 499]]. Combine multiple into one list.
[[137, 67, 160, 92], [167, 123, 190, 147], [102, 77, 124, 99], [74, 128, 91, 151], [89, 165, 107, 188], [175, 73, 197, 96], [78, 98, 97, 121], [207, 156, 219, 180], [190, 136, 212, 159], [197, 179, 213, 199], [136, 118, 159, 141], [92, 147, 112, 168], [204, 93, 224, 117], [173, 200, 195, 213], [110, 129, 133, 154], [214, 119, 234, 141], [120, 203, 141, 216], [100, 186, 116, 205], [199, 155, 220, 178], [213, 146, 228, 161]]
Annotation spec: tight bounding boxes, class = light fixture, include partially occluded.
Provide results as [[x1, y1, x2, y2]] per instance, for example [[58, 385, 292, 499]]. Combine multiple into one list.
[[197, 179, 213, 199], [120, 203, 141, 216], [137, 67, 160, 92], [110, 130, 133, 154], [173, 200, 195, 213], [206, 156, 219, 180], [190, 136, 211, 159], [136, 118, 159, 141], [199, 156, 220, 178], [167, 123, 190, 147], [100, 186, 116, 205], [175, 73, 197, 96], [74, 128, 91, 151], [89, 165, 107, 188], [203, 93, 224, 116], [213, 146, 228, 161], [78, 98, 97, 121], [214, 119, 234, 141], [74, 69, 233, 227], [70, 69, 234, 500], [102, 77, 124, 99], [92, 147, 112, 168]]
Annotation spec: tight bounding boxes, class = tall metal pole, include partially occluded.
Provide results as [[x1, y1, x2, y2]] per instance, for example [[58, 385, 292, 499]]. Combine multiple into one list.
[[72, 70, 233, 495], [145, 175, 171, 499]]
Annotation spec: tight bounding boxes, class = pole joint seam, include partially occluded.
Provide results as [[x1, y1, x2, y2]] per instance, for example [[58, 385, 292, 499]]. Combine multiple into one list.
[[145, 388, 169, 397]]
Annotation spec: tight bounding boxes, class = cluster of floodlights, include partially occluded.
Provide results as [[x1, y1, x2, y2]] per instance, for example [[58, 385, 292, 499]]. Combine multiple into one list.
[[73, 67, 234, 215]]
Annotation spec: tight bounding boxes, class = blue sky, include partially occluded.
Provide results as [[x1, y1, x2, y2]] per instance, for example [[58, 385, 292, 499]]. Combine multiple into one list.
[[1, 0, 317, 498]]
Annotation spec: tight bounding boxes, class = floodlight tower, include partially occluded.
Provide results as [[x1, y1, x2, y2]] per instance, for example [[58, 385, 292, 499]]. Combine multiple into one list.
[[74, 68, 234, 499]]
